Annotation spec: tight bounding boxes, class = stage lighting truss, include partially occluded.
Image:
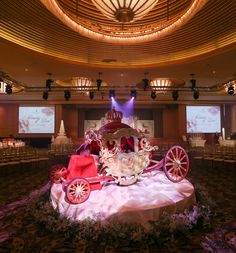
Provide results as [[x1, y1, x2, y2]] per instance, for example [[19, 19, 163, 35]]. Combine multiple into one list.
[[3, 69, 233, 101], [23, 82, 233, 101]]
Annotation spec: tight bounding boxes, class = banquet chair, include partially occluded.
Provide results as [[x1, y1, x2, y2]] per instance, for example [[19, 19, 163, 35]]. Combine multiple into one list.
[[0, 160, 10, 176]]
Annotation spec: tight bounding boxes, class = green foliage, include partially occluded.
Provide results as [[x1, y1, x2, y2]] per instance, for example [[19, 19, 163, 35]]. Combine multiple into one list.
[[26, 184, 214, 248]]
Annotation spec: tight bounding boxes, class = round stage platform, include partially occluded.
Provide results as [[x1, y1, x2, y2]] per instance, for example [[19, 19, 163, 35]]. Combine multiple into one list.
[[50, 170, 195, 227]]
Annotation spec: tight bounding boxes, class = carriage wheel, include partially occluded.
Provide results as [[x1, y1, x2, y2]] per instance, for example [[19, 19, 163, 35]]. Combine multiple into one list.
[[164, 145, 189, 182], [49, 165, 67, 184], [66, 178, 91, 204]]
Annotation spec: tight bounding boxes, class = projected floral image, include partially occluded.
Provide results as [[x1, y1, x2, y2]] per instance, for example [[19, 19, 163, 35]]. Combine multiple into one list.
[[186, 106, 221, 133], [18, 106, 55, 133]]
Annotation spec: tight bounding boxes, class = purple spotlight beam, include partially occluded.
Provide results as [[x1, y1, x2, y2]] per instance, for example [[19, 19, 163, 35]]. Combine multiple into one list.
[[111, 98, 134, 117]]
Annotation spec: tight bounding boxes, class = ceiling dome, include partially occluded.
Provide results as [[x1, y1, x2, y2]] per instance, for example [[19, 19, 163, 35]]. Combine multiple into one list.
[[1, 0, 235, 68], [41, 0, 207, 44], [92, 0, 159, 23]]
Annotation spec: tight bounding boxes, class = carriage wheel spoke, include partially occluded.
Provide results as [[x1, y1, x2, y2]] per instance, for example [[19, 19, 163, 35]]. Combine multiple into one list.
[[180, 165, 187, 171], [171, 169, 178, 179], [164, 146, 189, 182], [165, 162, 174, 167], [179, 154, 186, 161], [175, 147, 179, 160], [178, 149, 183, 160], [168, 166, 175, 174], [170, 150, 176, 160], [50, 165, 67, 184], [166, 155, 175, 163], [66, 178, 91, 204], [178, 168, 184, 178]]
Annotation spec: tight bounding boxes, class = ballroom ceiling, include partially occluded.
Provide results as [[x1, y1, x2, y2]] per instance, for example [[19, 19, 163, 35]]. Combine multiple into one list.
[[0, 0, 236, 104]]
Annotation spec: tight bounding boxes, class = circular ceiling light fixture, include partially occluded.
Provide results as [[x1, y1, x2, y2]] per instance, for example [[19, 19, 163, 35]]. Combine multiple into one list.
[[92, 0, 159, 23], [150, 78, 172, 94], [56, 77, 92, 92], [149, 78, 185, 94], [41, 0, 208, 44], [71, 77, 92, 90]]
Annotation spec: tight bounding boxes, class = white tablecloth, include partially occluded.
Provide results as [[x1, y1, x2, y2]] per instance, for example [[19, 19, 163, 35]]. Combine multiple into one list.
[[50, 170, 195, 227]]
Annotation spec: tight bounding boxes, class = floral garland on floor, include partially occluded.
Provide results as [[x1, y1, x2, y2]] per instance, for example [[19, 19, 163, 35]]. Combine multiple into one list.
[[26, 183, 215, 249]]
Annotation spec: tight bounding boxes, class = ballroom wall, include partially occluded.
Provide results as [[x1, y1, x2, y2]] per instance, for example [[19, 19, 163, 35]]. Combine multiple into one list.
[[0, 103, 234, 145], [0, 104, 63, 143]]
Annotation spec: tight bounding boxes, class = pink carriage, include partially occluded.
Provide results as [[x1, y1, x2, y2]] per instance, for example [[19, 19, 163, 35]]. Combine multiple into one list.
[[49, 108, 189, 204]]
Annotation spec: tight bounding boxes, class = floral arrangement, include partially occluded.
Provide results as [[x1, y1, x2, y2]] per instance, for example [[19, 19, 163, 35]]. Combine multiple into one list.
[[27, 184, 214, 249]]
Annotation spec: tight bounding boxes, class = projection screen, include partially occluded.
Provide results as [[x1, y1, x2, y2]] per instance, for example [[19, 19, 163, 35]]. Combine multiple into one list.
[[18, 105, 55, 134], [186, 105, 221, 133]]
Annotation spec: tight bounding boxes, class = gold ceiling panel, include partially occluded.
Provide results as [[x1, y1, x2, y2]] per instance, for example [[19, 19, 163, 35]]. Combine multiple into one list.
[[0, 0, 235, 67], [41, 0, 208, 43], [56, 0, 193, 36]]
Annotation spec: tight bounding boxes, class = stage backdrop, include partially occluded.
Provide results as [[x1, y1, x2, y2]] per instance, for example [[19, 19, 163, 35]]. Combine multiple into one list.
[[84, 116, 155, 138]]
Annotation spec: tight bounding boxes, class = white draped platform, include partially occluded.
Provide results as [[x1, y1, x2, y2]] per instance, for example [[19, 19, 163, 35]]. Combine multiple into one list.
[[50, 170, 195, 227]]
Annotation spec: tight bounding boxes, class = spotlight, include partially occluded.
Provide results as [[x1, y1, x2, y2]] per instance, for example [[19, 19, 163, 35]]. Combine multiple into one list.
[[96, 72, 102, 91], [5, 84, 12, 94], [43, 90, 49, 100], [46, 78, 53, 91], [89, 91, 94, 99], [142, 78, 149, 91], [193, 89, 199, 100], [130, 90, 137, 99], [64, 90, 71, 100], [228, 84, 235, 95], [190, 79, 196, 91], [109, 90, 115, 99], [96, 79, 102, 91], [151, 91, 156, 99], [172, 90, 179, 101]]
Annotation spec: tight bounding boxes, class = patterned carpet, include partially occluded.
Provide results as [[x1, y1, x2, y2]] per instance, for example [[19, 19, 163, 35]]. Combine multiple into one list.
[[0, 152, 235, 253]]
